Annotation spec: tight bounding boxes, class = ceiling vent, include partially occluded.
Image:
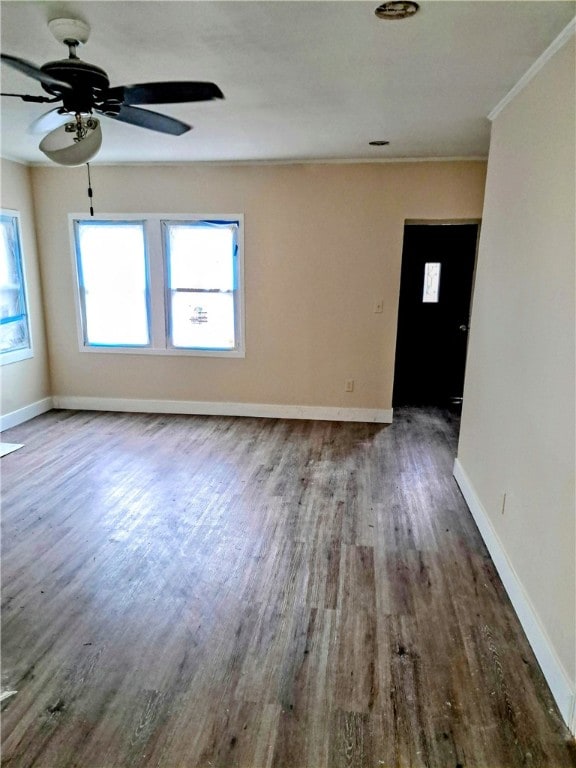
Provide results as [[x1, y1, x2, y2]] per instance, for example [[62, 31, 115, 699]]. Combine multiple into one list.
[[375, 2, 419, 20]]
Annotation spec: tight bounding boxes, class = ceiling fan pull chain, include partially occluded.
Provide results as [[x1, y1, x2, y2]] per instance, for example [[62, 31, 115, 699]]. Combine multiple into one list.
[[86, 162, 94, 217]]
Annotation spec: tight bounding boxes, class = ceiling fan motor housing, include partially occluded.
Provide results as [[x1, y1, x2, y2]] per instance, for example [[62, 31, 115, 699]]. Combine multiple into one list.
[[41, 58, 110, 112]]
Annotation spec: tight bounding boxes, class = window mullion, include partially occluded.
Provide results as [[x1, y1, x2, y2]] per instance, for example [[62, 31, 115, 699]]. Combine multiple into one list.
[[172, 288, 231, 294], [146, 220, 167, 349]]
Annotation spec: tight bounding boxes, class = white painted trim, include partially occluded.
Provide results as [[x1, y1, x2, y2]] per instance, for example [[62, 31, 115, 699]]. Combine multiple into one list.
[[0, 443, 23, 458], [488, 16, 576, 121], [27, 156, 489, 169], [453, 458, 575, 734], [0, 397, 53, 431], [52, 396, 393, 424], [0, 152, 28, 165], [1, 347, 34, 366]]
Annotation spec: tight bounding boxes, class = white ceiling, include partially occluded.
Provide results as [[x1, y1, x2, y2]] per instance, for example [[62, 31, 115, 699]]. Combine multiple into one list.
[[1, 1, 574, 165]]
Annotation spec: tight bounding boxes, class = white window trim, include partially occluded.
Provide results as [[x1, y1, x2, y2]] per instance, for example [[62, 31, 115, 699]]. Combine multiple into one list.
[[1, 209, 34, 366], [69, 213, 245, 358]]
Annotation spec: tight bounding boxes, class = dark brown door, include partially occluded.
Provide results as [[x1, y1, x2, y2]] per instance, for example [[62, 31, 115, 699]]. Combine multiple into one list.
[[392, 223, 478, 406]]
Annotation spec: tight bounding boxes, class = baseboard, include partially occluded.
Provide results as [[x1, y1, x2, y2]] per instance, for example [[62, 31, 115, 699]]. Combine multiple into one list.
[[0, 397, 54, 431], [52, 396, 393, 424], [453, 458, 575, 734]]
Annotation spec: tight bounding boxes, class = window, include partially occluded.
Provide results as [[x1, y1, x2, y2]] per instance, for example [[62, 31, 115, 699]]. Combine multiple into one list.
[[0, 210, 32, 365], [71, 214, 244, 357], [74, 220, 150, 347], [422, 262, 441, 303], [164, 221, 238, 351]]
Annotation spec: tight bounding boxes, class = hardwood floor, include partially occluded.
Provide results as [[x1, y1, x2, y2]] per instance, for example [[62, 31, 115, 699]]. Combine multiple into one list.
[[1, 408, 574, 767]]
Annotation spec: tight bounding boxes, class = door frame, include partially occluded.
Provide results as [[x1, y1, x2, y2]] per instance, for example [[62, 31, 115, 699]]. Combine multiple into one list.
[[392, 218, 482, 406]]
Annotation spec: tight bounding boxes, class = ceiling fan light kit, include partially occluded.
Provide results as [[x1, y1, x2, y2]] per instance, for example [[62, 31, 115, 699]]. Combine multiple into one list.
[[0, 17, 224, 166], [39, 117, 102, 166]]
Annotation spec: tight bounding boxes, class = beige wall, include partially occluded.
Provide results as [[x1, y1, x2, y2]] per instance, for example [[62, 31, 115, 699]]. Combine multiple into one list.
[[1, 158, 51, 416], [458, 40, 576, 686], [31, 161, 485, 409]]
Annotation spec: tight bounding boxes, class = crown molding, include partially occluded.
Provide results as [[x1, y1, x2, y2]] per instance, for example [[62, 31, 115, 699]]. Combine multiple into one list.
[[488, 16, 576, 122]]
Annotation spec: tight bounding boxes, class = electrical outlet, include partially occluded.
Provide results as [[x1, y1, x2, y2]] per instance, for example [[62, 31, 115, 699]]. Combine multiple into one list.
[[345, 379, 354, 393], [374, 300, 383, 314]]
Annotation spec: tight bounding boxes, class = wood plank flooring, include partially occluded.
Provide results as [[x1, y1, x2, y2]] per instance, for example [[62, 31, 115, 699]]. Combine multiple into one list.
[[1, 408, 574, 767]]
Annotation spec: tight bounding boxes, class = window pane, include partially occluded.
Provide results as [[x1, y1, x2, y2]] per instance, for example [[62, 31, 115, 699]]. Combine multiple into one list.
[[0, 224, 24, 319], [84, 288, 149, 346], [0, 213, 31, 356], [422, 262, 441, 303], [165, 220, 239, 351], [76, 222, 149, 346], [167, 224, 235, 290], [0, 318, 29, 353], [171, 292, 235, 349]]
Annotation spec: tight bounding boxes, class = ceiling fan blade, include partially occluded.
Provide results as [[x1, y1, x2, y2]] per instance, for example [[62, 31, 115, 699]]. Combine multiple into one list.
[[104, 81, 224, 106], [1, 53, 72, 92], [0, 92, 59, 103], [99, 105, 191, 135], [28, 108, 71, 135]]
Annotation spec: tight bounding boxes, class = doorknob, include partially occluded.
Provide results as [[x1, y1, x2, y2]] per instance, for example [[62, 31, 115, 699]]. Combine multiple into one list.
[[459, 324, 468, 332]]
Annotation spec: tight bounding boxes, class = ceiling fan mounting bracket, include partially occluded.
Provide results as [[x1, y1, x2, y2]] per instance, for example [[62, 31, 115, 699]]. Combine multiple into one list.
[[48, 18, 90, 47]]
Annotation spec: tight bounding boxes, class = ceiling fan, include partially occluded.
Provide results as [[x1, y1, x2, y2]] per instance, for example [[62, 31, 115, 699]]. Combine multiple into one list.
[[1, 17, 224, 164]]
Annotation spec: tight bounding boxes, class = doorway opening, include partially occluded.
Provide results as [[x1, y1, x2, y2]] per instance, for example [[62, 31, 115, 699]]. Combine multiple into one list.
[[392, 222, 479, 408]]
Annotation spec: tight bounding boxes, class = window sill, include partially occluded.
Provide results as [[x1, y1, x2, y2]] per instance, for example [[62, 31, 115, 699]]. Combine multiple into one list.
[[79, 345, 245, 359], [1, 347, 33, 366]]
